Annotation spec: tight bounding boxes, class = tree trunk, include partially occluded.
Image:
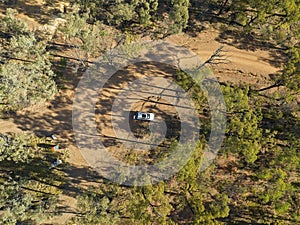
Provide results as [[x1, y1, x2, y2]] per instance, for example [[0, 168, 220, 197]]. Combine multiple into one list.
[[218, 0, 230, 16]]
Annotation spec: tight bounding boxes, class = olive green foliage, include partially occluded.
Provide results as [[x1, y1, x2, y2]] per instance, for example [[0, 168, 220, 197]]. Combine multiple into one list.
[[70, 189, 120, 225], [59, 12, 108, 59], [223, 86, 276, 163], [221, 0, 300, 43], [168, 0, 190, 33], [280, 46, 300, 92], [0, 9, 56, 112], [70, 0, 190, 35], [106, 0, 159, 26], [0, 8, 28, 37], [128, 182, 173, 224], [68, 141, 230, 224], [70, 0, 158, 27], [0, 1, 300, 224], [0, 133, 66, 224], [0, 179, 59, 225], [0, 133, 37, 163]]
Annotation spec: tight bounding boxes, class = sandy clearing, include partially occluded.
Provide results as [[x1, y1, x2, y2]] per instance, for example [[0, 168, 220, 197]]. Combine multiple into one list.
[[0, 2, 285, 222], [167, 29, 283, 87]]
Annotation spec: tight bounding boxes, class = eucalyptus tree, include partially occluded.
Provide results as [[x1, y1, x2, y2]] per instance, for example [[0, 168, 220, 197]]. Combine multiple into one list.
[[0, 9, 56, 112]]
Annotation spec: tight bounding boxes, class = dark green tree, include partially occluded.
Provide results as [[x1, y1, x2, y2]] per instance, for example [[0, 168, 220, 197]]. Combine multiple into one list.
[[69, 188, 120, 225], [0, 9, 57, 112], [59, 12, 108, 61], [227, 0, 299, 43], [0, 133, 39, 163], [0, 179, 59, 224], [168, 0, 190, 33], [0, 133, 66, 224]]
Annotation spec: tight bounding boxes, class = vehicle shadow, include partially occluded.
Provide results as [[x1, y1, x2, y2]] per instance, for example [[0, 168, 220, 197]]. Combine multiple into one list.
[[95, 62, 193, 152]]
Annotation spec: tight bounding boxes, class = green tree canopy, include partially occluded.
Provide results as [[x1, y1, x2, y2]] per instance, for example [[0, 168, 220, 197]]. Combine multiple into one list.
[[0, 9, 56, 112]]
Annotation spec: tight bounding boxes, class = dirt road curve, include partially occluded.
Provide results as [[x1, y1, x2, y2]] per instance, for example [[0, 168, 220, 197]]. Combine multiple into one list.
[[0, 28, 282, 168], [167, 30, 284, 86], [0, 25, 282, 186], [0, 4, 283, 221]]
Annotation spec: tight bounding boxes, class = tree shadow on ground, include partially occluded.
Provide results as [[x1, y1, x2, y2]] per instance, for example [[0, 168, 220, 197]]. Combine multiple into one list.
[[60, 163, 108, 197], [0, 0, 67, 24], [9, 60, 81, 145], [95, 62, 187, 149], [4, 59, 100, 194], [187, 0, 287, 69], [207, 29, 286, 70], [215, 29, 287, 61]]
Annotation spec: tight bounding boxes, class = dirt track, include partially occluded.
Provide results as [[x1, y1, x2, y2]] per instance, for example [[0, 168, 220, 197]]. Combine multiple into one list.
[[167, 30, 285, 86], [0, 1, 284, 222], [0, 27, 283, 167]]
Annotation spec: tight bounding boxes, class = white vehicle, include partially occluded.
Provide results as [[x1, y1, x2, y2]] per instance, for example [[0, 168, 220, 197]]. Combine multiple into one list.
[[133, 112, 155, 121]]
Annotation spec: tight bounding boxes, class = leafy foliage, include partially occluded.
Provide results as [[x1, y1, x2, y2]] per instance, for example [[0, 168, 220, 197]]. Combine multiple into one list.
[[280, 46, 300, 92], [70, 189, 120, 225], [0, 1, 299, 224], [168, 0, 190, 33], [70, 0, 158, 28], [0, 9, 56, 112], [0, 133, 38, 163], [0, 179, 59, 225], [0, 133, 66, 224], [130, 183, 173, 224], [59, 12, 108, 60], [209, 0, 300, 45], [0, 8, 29, 38], [70, 0, 190, 36], [222, 86, 278, 164]]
